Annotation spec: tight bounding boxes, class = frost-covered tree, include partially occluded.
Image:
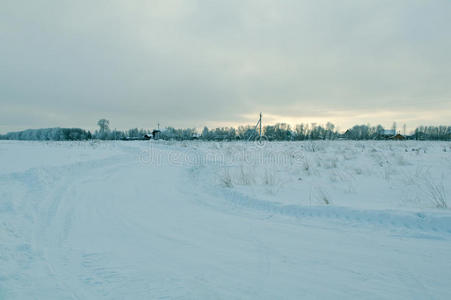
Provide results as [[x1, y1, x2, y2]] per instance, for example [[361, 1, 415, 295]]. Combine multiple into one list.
[[97, 119, 110, 132], [0, 128, 91, 141], [392, 122, 397, 134], [95, 119, 112, 139]]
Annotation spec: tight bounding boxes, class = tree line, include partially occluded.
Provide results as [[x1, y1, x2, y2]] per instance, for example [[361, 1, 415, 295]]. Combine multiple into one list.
[[1, 119, 450, 141]]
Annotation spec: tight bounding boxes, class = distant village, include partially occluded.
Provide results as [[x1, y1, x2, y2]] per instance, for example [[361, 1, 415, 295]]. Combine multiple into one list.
[[1, 118, 450, 141]]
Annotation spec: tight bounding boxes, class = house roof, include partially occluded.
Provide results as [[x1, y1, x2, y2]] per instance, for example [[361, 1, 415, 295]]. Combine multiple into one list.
[[382, 130, 396, 135]]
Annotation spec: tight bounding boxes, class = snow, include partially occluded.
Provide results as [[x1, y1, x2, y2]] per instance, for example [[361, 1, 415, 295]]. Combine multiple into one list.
[[1, 140, 451, 299]]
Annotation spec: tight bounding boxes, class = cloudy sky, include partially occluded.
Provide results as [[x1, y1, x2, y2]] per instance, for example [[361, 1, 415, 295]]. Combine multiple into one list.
[[1, 0, 450, 133]]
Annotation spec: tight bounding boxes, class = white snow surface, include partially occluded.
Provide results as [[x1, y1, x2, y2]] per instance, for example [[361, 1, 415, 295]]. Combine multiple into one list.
[[1, 140, 451, 299]]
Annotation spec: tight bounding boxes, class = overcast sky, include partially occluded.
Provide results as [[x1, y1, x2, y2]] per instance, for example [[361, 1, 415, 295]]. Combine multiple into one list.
[[1, 0, 450, 133]]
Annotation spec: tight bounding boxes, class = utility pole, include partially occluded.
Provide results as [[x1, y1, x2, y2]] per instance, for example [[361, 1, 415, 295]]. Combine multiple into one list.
[[248, 113, 263, 141], [259, 112, 262, 139]]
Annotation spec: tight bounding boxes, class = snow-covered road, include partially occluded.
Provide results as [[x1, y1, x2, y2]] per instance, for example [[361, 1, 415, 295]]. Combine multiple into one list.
[[1, 141, 451, 299]]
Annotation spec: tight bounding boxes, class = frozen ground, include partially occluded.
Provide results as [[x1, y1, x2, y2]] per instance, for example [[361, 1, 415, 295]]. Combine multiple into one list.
[[1, 140, 451, 299]]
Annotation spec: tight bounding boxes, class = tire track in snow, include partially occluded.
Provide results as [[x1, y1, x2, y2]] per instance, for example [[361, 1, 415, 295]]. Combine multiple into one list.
[[216, 189, 451, 235], [35, 154, 136, 299], [0, 145, 136, 299]]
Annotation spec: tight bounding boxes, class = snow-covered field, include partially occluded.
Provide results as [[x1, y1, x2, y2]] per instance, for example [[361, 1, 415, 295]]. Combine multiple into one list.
[[1, 140, 451, 299]]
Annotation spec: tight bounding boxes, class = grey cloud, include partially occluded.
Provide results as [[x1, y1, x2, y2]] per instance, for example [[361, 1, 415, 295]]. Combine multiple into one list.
[[1, 0, 450, 132]]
